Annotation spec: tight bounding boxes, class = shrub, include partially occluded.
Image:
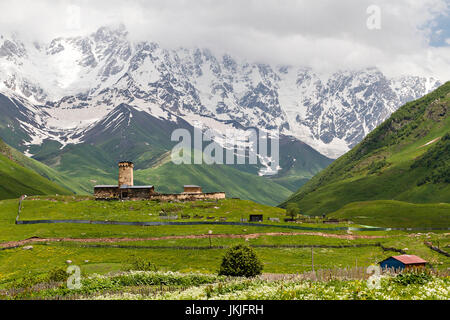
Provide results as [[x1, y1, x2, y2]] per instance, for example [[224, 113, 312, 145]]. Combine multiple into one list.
[[218, 245, 263, 277], [392, 270, 433, 286], [47, 267, 69, 283], [123, 256, 158, 272], [367, 159, 388, 174], [8, 273, 40, 290]]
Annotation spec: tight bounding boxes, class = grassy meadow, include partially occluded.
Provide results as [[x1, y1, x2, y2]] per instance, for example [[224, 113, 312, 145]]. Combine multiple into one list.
[[0, 195, 448, 297], [329, 200, 450, 228]]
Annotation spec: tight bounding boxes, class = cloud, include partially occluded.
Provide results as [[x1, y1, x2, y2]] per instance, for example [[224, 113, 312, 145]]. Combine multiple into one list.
[[0, 0, 449, 79]]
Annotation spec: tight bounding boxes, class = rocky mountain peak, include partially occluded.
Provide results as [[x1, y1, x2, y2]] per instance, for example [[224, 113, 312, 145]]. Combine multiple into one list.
[[0, 26, 442, 159]]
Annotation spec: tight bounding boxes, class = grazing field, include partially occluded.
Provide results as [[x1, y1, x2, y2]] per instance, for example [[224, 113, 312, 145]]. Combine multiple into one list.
[[18, 196, 287, 223], [1, 197, 358, 243], [328, 200, 450, 228], [1, 231, 448, 284], [0, 196, 449, 300]]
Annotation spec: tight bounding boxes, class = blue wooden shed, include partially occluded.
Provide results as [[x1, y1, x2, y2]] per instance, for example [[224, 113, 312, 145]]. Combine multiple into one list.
[[379, 255, 427, 271]]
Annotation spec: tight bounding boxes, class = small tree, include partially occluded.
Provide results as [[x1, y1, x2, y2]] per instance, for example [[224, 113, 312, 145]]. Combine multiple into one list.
[[286, 203, 300, 220], [218, 245, 263, 277]]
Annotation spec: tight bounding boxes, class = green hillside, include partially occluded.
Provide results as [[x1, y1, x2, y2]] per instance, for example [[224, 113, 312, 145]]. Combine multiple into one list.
[[268, 136, 333, 191], [134, 157, 293, 206], [0, 149, 72, 200], [281, 81, 450, 218], [0, 139, 86, 194], [328, 200, 450, 228], [33, 142, 120, 194]]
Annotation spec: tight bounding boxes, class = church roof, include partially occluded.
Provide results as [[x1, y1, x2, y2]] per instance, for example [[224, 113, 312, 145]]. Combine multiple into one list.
[[119, 185, 154, 189], [94, 185, 118, 188]]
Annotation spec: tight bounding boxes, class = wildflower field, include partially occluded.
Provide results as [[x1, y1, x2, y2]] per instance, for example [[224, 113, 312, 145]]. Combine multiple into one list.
[[146, 274, 450, 300], [0, 271, 448, 300]]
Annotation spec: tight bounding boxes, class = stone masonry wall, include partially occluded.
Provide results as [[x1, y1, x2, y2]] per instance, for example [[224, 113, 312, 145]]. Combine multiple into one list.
[[126, 188, 155, 200], [149, 192, 226, 202], [118, 163, 134, 187], [94, 187, 119, 199]]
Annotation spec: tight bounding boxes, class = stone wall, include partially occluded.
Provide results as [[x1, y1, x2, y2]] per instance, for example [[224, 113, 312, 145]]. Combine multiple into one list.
[[124, 187, 155, 200], [149, 192, 226, 202], [94, 187, 119, 199], [95, 187, 225, 202]]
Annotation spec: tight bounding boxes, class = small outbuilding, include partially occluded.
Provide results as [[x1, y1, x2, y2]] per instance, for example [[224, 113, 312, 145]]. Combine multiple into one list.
[[249, 214, 263, 222], [379, 255, 427, 271]]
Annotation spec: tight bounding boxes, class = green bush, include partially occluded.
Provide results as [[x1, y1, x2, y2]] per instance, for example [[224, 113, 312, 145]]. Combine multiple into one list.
[[123, 256, 158, 272], [47, 267, 69, 283], [218, 245, 263, 277], [392, 270, 433, 286], [7, 273, 40, 290], [367, 159, 388, 174]]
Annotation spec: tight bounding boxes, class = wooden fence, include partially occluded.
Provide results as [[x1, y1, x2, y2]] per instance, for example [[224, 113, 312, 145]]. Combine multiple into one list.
[[424, 241, 450, 257], [261, 266, 450, 282]]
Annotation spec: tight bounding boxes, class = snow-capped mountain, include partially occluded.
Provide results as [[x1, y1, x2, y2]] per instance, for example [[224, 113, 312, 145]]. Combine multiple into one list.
[[0, 25, 442, 159]]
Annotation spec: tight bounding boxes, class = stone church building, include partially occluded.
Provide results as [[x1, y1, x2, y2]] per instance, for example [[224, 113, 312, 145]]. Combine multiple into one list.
[[94, 161, 225, 201]]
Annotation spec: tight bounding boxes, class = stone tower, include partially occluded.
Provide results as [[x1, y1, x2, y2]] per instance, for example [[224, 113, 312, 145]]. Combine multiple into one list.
[[118, 161, 134, 187]]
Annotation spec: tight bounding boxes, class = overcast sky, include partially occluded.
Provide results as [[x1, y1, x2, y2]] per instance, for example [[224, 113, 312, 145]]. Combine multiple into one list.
[[1, 0, 449, 79]]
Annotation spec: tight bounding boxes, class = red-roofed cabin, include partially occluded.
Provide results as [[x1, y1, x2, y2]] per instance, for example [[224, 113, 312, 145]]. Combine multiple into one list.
[[379, 255, 427, 271]]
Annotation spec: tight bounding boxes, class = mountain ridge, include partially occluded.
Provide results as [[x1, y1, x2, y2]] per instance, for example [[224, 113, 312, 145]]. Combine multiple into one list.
[[0, 26, 441, 159], [0, 26, 444, 205]]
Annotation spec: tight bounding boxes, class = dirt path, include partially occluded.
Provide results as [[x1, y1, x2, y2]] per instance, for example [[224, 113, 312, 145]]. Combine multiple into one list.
[[0, 232, 387, 250], [419, 137, 441, 148]]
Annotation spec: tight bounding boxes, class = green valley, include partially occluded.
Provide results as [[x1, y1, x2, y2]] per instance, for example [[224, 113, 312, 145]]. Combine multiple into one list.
[[0, 99, 333, 205]]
